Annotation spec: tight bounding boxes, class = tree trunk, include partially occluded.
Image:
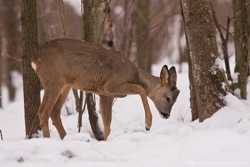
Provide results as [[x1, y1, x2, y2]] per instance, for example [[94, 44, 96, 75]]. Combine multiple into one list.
[[247, 1, 250, 75], [0, 35, 3, 108], [37, 0, 65, 44], [81, 0, 108, 140], [22, 0, 41, 138], [180, 1, 199, 121], [82, 0, 105, 42], [6, 72, 16, 102], [135, 0, 152, 73], [0, 45, 2, 108], [0, 0, 20, 102], [121, 0, 134, 59], [181, 0, 225, 121], [233, 0, 249, 99]]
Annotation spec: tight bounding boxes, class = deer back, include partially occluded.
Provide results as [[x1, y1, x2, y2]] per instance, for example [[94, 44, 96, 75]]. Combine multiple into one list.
[[33, 38, 139, 92]]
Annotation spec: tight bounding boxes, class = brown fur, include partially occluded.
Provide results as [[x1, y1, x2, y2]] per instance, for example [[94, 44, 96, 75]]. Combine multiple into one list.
[[33, 38, 179, 140]]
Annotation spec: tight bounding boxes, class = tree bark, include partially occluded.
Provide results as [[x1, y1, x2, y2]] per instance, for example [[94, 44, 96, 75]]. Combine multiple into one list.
[[181, 0, 225, 121], [0, 0, 21, 102], [135, 0, 152, 73], [82, 0, 105, 42], [247, 1, 250, 75], [120, 0, 134, 59], [180, 0, 198, 121], [0, 34, 3, 108], [22, 0, 41, 137], [233, 0, 249, 99]]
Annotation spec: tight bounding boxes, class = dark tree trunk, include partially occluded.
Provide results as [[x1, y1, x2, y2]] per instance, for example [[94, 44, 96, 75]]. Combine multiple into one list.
[[86, 93, 104, 140], [22, 0, 41, 138], [6, 72, 16, 102], [181, 0, 226, 121], [72, 90, 84, 132], [0, 36, 2, 108], [0, 87, 2, 108], [233, 0, 249, 99], [247, 1, 250, 75], [135, 0, 152, 73]]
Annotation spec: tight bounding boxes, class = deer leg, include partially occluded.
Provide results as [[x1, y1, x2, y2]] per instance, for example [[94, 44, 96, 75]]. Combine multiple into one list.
[[104, 83, 152, 131], [100, 95, 113, 140], [39, 87, 62, 138], [50, 86, 70, 139], [139, 94, 152, 131]]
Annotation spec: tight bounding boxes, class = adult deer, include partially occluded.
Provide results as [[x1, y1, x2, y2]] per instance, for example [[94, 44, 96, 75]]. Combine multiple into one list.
[[32, 38, 180, 140]]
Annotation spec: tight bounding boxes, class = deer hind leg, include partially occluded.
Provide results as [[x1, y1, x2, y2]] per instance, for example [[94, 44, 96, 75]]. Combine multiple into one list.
[[100, 95, 113, 140], [104, 83, 152, 131], [50, 86, 70, 139], [86, 93, 105, 141], [39, 86, 62, 138]]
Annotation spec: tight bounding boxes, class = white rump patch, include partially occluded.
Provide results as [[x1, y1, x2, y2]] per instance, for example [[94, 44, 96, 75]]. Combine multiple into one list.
[[31, 62, 37, 71]]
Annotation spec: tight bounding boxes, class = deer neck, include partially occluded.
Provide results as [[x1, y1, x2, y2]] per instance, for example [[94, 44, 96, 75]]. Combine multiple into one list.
[[138, 69, 160, 98]]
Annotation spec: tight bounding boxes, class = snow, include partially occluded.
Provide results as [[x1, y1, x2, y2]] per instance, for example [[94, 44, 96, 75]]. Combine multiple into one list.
[[64, 0, 81, 13], [0, 63, 250, 167]]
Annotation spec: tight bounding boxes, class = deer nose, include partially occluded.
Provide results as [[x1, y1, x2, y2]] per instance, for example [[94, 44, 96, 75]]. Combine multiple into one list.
[[160, 112, 170, 119]]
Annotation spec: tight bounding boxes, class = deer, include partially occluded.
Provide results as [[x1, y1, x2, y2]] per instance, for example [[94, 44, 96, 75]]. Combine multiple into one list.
[[31, 38, 180, 140]]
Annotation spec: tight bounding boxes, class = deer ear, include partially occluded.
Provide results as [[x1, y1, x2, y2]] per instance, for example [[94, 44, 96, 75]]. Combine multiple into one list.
[[160, 65, 169, 86], [169, 66, 177, 87]]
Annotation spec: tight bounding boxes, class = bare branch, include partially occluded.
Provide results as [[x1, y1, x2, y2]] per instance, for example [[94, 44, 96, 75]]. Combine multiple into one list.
[[210, 1, 232, 82], [0, 129, 3, 140]]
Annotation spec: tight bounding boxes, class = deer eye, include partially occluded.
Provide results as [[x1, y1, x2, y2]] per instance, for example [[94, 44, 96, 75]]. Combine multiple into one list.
[[166, 97, 171, 102], [171, 87, 176, 91]]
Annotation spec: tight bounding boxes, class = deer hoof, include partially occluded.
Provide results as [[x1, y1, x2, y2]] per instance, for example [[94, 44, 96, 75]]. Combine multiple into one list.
[[59, 131, 67, 140], [145, 127, 151, 131]]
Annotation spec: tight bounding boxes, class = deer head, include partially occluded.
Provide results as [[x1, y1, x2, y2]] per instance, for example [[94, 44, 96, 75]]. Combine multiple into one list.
[[148, 65, 180, 119]]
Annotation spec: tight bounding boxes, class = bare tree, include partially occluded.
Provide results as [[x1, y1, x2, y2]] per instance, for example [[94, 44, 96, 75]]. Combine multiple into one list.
[[0, 36, 2, 108], [181, 0, 226, 121], [22, 0, 41, 137], [120, 0, 135, 59], [247, 1, 250, 73], [180, 0, 198, 120], [135, 0, 152, 73], [233, 0, 249, 99], [0, 0, 22, 102]]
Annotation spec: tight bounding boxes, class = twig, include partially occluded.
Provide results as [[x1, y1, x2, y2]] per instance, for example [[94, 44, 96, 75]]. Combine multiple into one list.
[[78, 97, 87, 132], [210, 2, 232, 82], [0, 129, 3, 140], [73, 89, 86, 132]]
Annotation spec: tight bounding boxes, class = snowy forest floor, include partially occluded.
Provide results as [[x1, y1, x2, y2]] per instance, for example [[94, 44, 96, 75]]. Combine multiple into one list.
[[0, 62, 250, 167]]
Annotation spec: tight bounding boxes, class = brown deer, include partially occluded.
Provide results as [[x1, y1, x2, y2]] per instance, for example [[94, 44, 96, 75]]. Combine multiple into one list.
[[31, 38, 180, 140]]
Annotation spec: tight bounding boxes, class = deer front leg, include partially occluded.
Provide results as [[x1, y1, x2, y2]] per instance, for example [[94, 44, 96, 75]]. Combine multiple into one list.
[[50, 86, 70, 139], [104, 83, 152, 131], [100, 95, 113, 140], [139, 94, 152, 131]]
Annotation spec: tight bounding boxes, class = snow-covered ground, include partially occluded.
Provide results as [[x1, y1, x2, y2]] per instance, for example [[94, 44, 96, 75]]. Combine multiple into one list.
[[0, 63, 250, 167]]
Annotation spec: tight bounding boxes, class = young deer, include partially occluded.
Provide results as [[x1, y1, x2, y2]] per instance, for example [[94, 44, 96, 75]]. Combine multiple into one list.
[[32, 38, 180, 140]]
